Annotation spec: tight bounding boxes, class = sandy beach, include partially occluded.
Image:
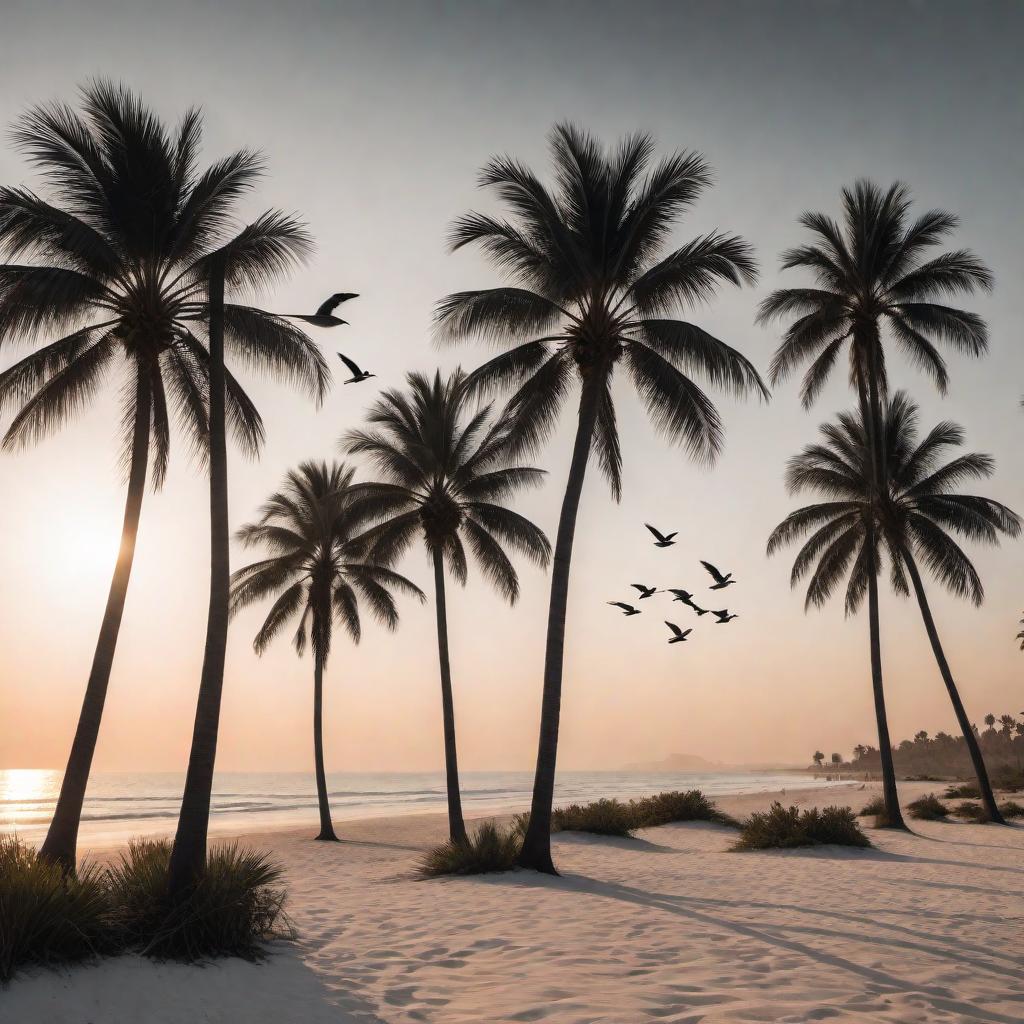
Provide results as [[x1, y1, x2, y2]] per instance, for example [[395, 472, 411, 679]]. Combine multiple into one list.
[[6, 780, 1024, 1024]]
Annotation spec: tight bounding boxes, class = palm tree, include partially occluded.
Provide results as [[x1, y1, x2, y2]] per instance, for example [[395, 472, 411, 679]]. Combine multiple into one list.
[[758, 181, 992, 829], [230, 461, 424, 841], [768, 392, 1019, 824], [0, 82, 326, 873], [342, 369, 551, 843], [435, 124, 767, 872]]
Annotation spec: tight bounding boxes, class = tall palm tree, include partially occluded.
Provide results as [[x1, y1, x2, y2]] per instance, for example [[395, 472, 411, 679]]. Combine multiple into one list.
[[435, 125, 767, 872], [342, 369, 551, 843], [230, 461, 424, 841], [758, 181, 993, 828], [768, 392, 1019, 824], [0, 82, 327, 873]]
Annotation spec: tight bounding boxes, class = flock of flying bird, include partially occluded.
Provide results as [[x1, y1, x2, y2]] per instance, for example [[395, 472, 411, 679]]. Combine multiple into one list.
[[291, 292, 376, 384], [607, 524, 740, 647], [302, 297, 740, 652]]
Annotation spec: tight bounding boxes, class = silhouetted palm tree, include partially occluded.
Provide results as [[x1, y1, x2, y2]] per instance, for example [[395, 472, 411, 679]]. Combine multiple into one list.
[[436, 125, 767, 872], [343, 370, 551, 843], [769, 392, 1019, 824], [758, 182, 992, 829], [230, 461, 423, 841], [0, 81, 326, 873]]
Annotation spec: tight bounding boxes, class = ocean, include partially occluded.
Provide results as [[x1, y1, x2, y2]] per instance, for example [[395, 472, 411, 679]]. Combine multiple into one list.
[[0, 768, 851, 846]]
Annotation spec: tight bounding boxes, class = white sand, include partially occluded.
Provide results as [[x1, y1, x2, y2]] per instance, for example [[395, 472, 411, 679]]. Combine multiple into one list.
[[6, 781, 1024, 1023]]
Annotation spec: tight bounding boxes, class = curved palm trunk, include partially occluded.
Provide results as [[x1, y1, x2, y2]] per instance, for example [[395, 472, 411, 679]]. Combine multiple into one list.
[[518, 378, 603, 874], [866, 537, 905, 829], [313, 651, 338, 840], [39, 373, 152, 873], [432, 549, 466, 844], [901, 550, 1005, 824], [168, 258, 231, 898]]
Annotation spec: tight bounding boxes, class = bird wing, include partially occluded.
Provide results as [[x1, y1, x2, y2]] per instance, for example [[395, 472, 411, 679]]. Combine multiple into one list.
[[701, 560, 726, 583], [645, 523, 667, 542], [608, 601, 633, 612], [630, 584, 650, 594], [665, 620, 683, 637], [681, 628, 692, 638], [337, 352, 363, 376], [711, 609, 728, 618], [317, 292, 359, 316]]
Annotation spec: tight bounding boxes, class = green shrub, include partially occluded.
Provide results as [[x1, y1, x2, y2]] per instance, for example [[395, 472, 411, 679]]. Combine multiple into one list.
[[106, 839, 290, 961], [0, 835, 112, 982], [550, 798, 636, 837], [907, 794, 949, 820], [951, 800, 988, 823], [732, 803, 871, 851], [630, 789, 738, 828], [420, 822, 521, 877], [943, 782, 980, 799], [999, 801, 1024, 819], [857, 796, 885, 817]]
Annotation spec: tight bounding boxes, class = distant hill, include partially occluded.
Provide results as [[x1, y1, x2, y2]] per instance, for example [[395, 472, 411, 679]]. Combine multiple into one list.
[[622, 752, 722, 772]]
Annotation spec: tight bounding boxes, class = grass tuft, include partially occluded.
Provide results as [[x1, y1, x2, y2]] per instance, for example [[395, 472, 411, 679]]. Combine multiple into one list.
[[857, 796, 886, 818], [0, 835, 113, 983], [942, 782, 980, 800], [999, 801, 1024, 819], [732, 803, 871, 851], [420, 822, 521, 877], [907, 794, 949, 820], [630, 790, 739, 829], [950, 800, 989, 823], [550, 799, 636, 837]]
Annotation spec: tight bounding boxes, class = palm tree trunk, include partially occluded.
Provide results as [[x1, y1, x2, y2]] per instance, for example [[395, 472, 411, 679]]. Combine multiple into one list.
[[168, 256, 231, 898], [518, 377, 603, 874], [432, 548, 466, 844], [866, 540, 905, 829], [313, 651, 338, 841], [39, 370, 151, 873], [901, 549, 1005, 824]]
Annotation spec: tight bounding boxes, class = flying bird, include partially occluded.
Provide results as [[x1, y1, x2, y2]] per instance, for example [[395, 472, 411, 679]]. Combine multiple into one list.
[[608, 601, 641, 616], [631, 584, 658, 600], [665, 621, 692, 644], [289, 292, 359, 327], [712, 609, 738, 623], [666, 590, 709, 615], [645, 524, 677, 548], [701, 560, 736, 590], [337, 352, 375, 384]]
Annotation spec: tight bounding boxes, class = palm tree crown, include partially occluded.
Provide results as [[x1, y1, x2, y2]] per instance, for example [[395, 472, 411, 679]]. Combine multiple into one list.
[[231, 461, 424, 661], [768, 391, 1020, 612], [758, 180, 992, 410], [343, 369, 551, 596], [435, 123, 768, 486], [0, 80, 329, 475]]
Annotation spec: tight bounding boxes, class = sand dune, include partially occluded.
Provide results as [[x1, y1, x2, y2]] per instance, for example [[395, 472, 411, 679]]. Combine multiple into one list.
[[6, 782, 1024, 1023]]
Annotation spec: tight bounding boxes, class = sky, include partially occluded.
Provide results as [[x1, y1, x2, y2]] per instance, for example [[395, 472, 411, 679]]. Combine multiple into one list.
[[0, 0, 1022, 775]]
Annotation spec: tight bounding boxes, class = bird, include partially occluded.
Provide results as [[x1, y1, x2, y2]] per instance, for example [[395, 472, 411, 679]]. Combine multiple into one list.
[[608, 601, 641, 616], [337, 352, 375, 384], [645, 524, 677, 547], [666, 590, 709, 615], [701, 560, 736, 589], [289, 292, 359, 328], [712, 609, 738, 623], [630, 584, 658, 599], [665, 621, 692, 644]]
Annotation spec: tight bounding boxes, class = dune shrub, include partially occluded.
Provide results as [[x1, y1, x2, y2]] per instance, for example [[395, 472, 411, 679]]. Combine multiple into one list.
[[857, 796, 886, 818], [630, 789, 738, 828], [907, 794, 949, 820], [106, 839, 290, 961], [943, 782, 980, 799], [550, 798, 636, 837], [950, 800, 989, 823], [420, 822, 521, 877], [998, 801, 1024, 819], [732, 803, 871, 851], [0, 835, 113, 982]]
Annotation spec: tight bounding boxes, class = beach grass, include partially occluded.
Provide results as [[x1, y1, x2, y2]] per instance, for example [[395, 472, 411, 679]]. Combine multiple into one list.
[[942, 782, 980, 799], [907, 794, 949, 820], [732, 803, 871, 851], [857, 796, 886, 818], [419, 822, 521, 877]]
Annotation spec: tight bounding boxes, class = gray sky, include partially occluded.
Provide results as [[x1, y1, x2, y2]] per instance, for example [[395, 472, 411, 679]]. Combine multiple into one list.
[[1, 0, 1022, 773]]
